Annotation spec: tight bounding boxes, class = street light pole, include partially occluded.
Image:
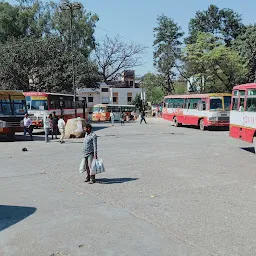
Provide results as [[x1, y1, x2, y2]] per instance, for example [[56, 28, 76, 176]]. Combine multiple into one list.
[[60, 2, 81, 118]]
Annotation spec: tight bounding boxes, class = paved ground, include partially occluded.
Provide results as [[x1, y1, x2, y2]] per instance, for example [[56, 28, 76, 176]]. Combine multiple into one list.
[[1, 118, 256, 256]]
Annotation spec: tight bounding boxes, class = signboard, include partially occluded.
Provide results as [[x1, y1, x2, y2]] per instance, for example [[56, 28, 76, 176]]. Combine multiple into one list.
[[31, 96, 47, 100]]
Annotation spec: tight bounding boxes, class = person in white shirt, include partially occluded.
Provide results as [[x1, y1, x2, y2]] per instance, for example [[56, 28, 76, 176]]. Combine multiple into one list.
[[23, 113, 33, 141], [110, 111, 115, 126], [43, 114, 51, 143], [57, 115, 65, 144]]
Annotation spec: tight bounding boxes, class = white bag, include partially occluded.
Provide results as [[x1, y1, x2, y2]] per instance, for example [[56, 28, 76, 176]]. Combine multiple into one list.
[[79, 158, 86, 173], [90, 158, 105, 175]]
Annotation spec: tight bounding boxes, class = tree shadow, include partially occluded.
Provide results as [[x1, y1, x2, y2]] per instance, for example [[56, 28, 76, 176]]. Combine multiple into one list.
[[92, 126, 110, 132], [0, 205, 36, 232], [96, 178, 138, 184], [240, 147, 255, 154]]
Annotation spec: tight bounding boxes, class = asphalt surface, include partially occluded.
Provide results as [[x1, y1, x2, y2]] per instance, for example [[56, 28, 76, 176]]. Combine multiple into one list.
[[1, 118, 256, 256]]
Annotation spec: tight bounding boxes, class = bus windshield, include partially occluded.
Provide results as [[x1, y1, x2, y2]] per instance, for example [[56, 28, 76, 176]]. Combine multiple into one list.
[[210, 97, 223, 110], [31, 100, 48, 110], [0, 98, 12, 115], [12, 99, 26, 115], [93, 106, 106, 113], [224, 96, 231, 111]]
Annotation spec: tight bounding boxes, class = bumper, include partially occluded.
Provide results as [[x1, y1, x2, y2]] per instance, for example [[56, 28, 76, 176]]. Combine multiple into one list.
[[207, 121, 229, 127], [0, 127, 23, 134]]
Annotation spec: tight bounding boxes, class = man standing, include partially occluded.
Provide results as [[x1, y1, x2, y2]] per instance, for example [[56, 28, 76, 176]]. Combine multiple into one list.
[[110, 111, 115, 126], [23, 113, 33, 141], [83, 124, 97, 184], [57, 115, 65, 144], [52, 111, 58, 139], [43, 114, 51, 143], [140, 110, 147, 124]]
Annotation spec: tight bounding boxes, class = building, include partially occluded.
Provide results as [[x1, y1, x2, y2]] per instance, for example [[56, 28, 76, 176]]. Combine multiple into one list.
[[78, 82, 142, 109], [77, 70, 143, 109]]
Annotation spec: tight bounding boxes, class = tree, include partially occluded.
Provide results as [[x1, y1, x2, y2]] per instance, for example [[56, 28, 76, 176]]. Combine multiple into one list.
[[183, 32, 248, 92], [95, 35, 145, 83], [132, 94, 142, 109], [0, 37, 100, 91], [51, 1, 99, 57], [140, 73, 165, 104], [233, 25, 256, 82], [153, 15, 184, 94], [187, 5, 245, 46]]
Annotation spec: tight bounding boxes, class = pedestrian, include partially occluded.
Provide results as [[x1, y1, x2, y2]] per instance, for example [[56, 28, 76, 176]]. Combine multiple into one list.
[[83, 124, 98, 184], [23, 113, 33, 141], [140, 110, 147, 124], [49, 114, 53, 139], [52, 111, 58, 139], [43, 114, 51, 143], [58, 115, 65, 144], [159, 105, 163, 117], [110, 111, 115, 126], [120, 112, 125, 126]]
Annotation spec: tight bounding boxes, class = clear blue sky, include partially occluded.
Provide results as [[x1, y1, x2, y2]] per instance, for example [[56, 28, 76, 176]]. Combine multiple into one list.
[[84, 0, 256, 77], [7, 0, 256, 76]]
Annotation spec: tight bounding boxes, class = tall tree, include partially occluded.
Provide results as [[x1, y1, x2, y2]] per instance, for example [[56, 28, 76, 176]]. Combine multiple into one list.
[[153, 15, 184, 94], [184, 32, 248, 92], [233, 25, 256, 82], [51, 1, 99, 57], [95, 35, 145, 83], [140, 73, 165, 104], [187, 5, 245, 46]]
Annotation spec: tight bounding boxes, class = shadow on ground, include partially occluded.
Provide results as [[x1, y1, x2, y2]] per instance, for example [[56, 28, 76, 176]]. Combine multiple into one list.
[[0, 205, 36, 232], [97, 178, 138, 184], [240, 147, 255, 154]]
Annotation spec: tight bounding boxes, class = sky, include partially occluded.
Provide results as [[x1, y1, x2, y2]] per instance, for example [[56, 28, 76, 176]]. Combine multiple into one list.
[[6, 0, 256, 76], [84, 0, 256, 77]]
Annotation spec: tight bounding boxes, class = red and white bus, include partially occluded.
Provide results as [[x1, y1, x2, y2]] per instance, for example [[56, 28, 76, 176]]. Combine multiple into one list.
[[24, 92, 87, 128], [162, 93, 232, 130], [229, 83, 256, 152]]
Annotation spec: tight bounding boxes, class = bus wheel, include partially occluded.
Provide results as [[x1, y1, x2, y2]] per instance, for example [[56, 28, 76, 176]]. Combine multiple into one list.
[[199, 119, 205, 131], [253, 137, 256, 154], [173, 117, 179, 127], [7, 133, 15, 141]]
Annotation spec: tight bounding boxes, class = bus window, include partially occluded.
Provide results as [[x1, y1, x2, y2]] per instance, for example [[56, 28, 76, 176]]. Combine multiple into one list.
[[232, 98, 239, 110], [188, 98, 200, 109], [0, 98, 12, 115], [224, 96, 231, 111], [210, 97, 222, 110], [12, 99, 26, 115], [246, 98, 256, 112]]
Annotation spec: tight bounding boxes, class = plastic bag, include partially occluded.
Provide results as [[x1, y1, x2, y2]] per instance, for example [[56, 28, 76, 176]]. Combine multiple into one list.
[[79, 158, 86, 173], [90, 158, 105, 175]]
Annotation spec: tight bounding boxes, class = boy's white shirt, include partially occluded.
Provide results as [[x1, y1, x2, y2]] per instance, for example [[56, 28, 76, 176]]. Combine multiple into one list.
[[58, 118, 65, 129]]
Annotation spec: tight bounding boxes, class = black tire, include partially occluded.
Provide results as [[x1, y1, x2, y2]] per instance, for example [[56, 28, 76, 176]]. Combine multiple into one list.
[[173, 117, 179, 127], [7, 133, 15, 141], [199, 119, 205, 131]]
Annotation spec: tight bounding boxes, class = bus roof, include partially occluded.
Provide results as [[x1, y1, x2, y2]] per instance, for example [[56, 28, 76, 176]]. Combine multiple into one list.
[[0, 90, 24, 96], [164, 93, 231, 99], [233, 83, 256, 90], [23, 91, 74, 97]]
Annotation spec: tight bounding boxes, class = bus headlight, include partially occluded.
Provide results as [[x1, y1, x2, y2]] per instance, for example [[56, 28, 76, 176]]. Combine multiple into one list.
[[0, 120, 6, 127], [20, 120, 24, 127]]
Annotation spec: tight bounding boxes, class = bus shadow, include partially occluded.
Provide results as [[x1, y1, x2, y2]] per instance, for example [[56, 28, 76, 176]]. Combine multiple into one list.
[[91, 126, 110, 132], [240, 147, 255, 154], [0, 205, 36, 232]]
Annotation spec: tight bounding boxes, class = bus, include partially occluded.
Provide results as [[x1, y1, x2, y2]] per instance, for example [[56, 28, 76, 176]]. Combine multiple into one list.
[[24, 92, 87, 128], [0, 90, 26, 139], [229, 83, 256, 152], [92, 104, 136, 122], [162, 93, 232, 130]]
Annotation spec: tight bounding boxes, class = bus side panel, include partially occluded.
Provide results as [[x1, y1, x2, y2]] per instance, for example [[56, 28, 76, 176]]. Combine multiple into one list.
[[230, 125, 255, 143], [182, 114, 200, 126], [162, 110, 174, 121]]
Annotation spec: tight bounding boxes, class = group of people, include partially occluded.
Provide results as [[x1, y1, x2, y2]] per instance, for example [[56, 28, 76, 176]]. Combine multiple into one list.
[[109, 110, 147, 126], [23, 112, 66, 143]]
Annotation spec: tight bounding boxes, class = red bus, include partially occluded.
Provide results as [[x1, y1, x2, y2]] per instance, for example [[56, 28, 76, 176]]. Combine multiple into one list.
[[24, 92, 87, 128], [230, 83, 256, 152], [162, 93, 232, 130]]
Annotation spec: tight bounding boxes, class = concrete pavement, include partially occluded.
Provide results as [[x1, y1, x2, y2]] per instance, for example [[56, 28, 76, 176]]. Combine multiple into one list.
[[1, 118, 256, 255]]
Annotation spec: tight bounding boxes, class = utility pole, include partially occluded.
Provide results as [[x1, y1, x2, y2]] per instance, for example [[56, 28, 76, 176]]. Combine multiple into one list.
[[60, 2, 81, 117]]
